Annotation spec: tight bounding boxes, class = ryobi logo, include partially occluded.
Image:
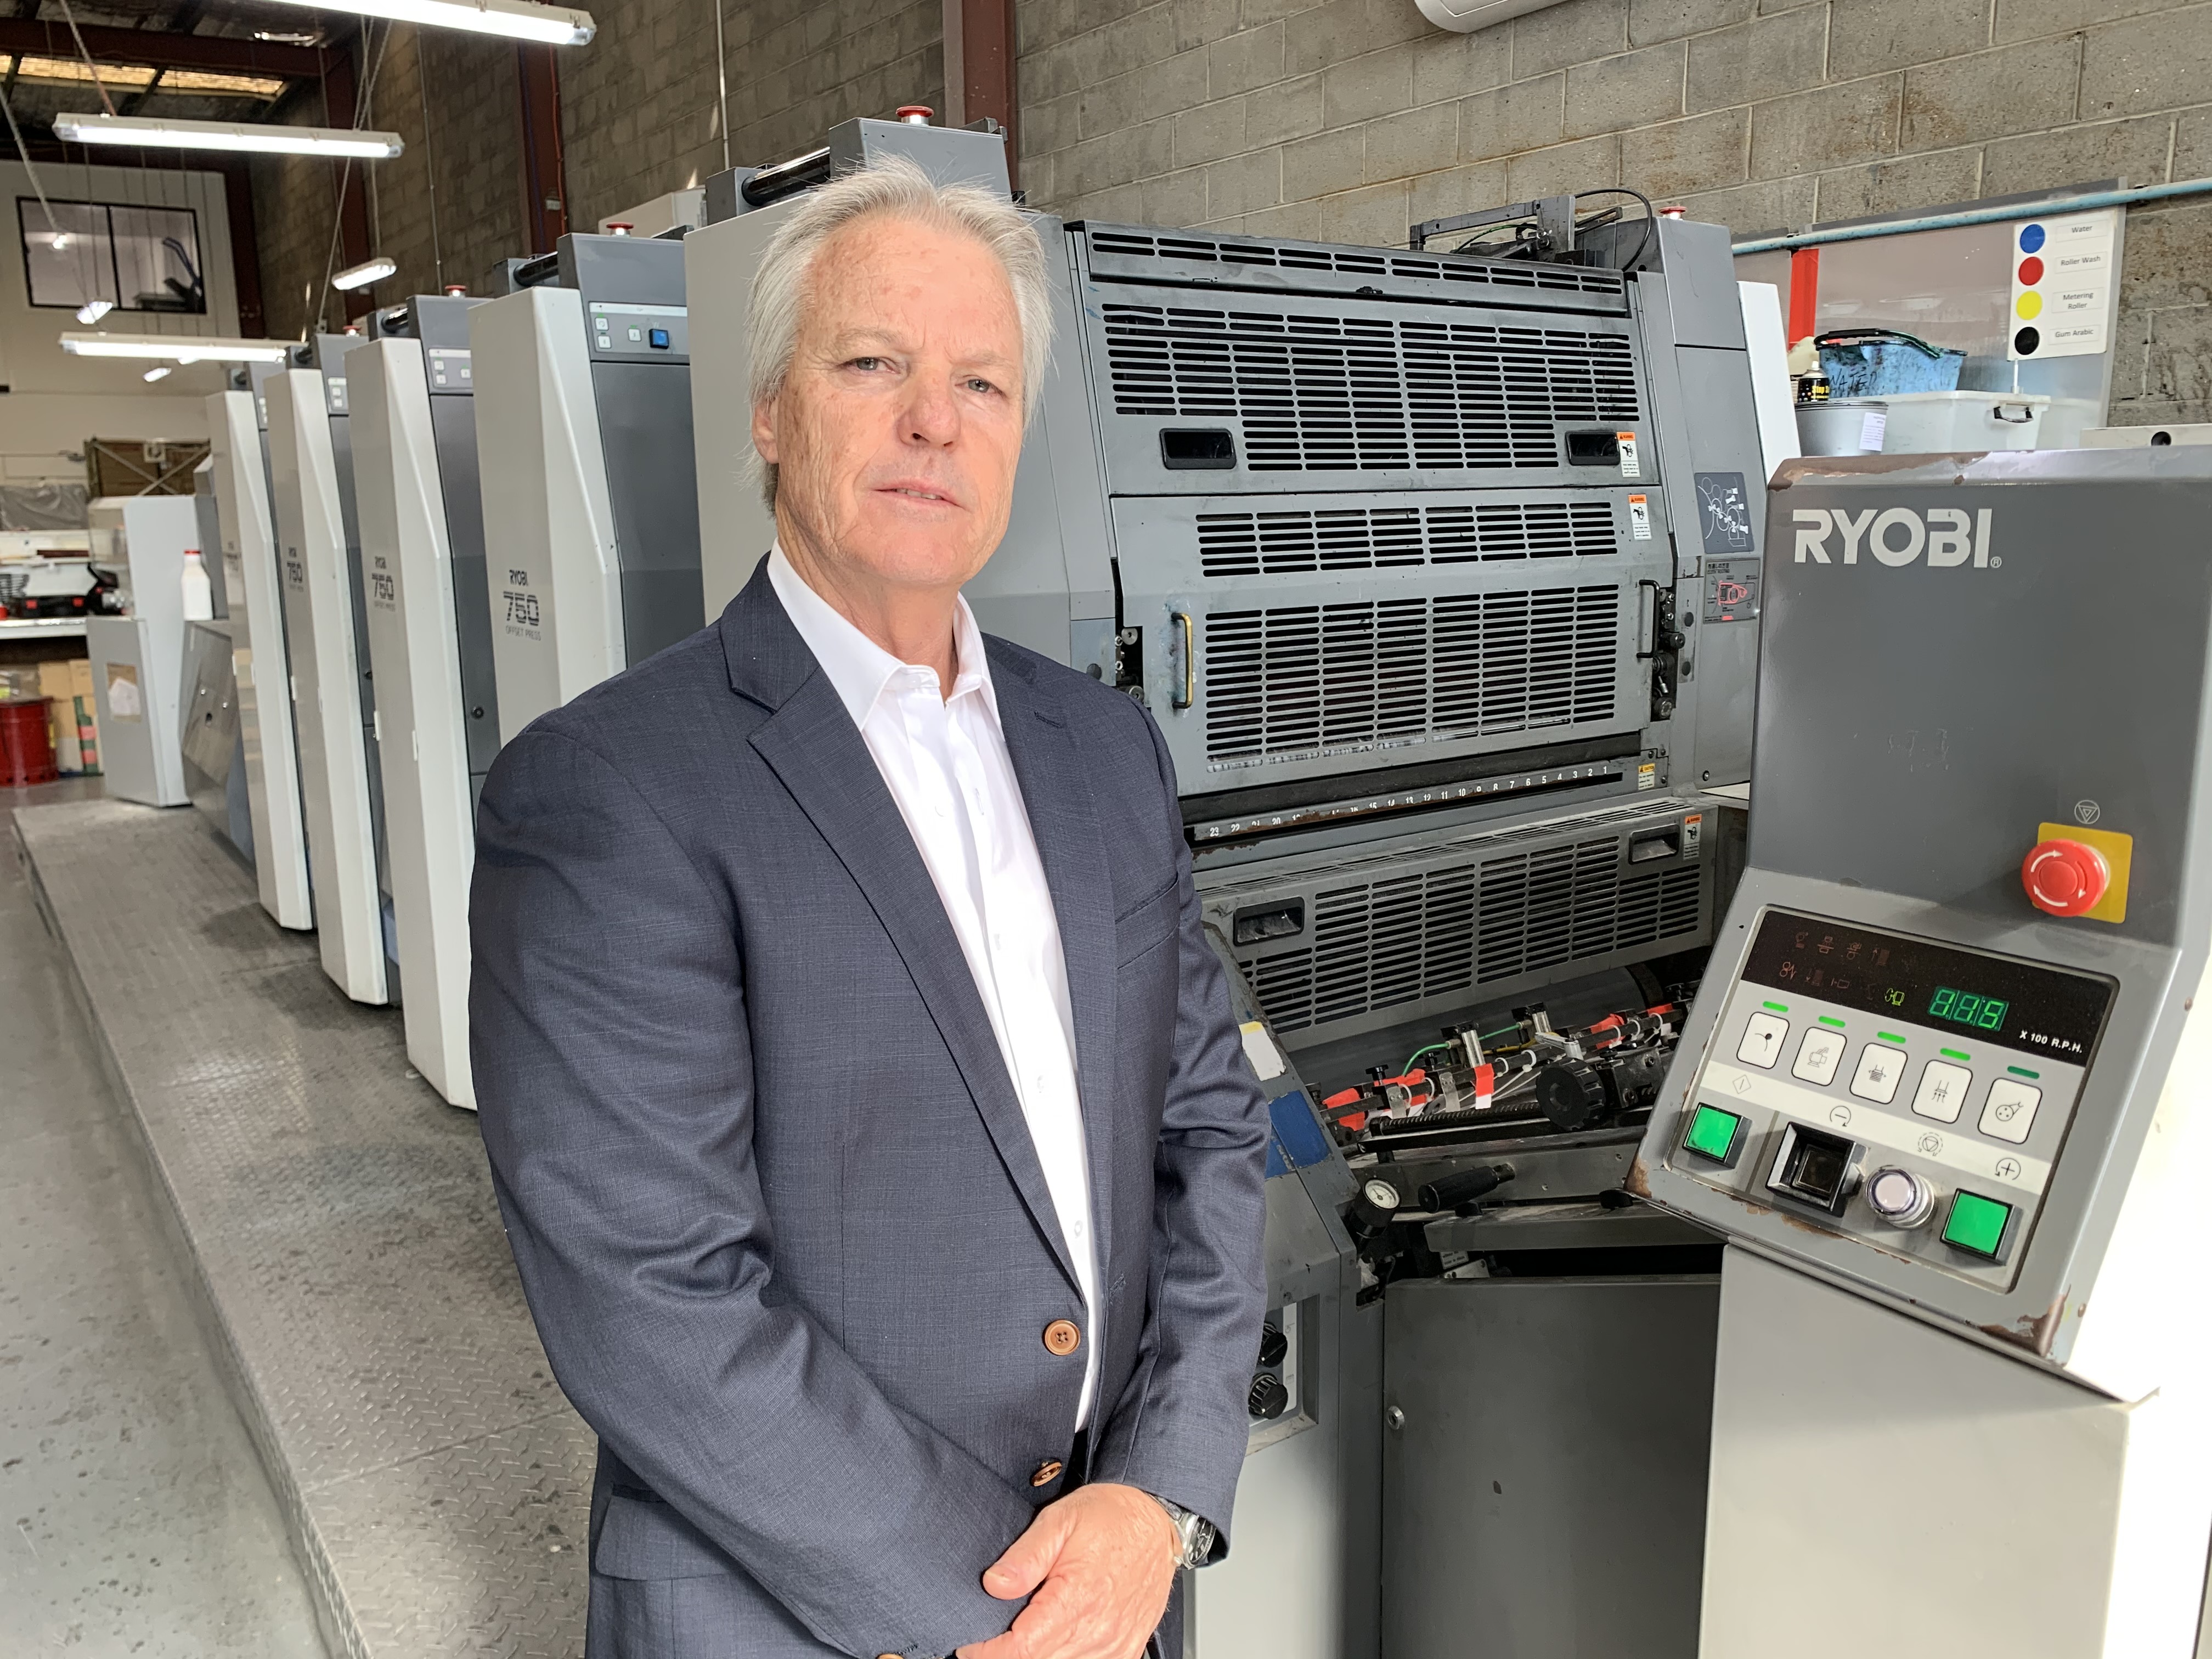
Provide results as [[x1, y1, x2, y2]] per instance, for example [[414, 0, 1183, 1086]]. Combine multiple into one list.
[[1792, 506, 1996, 567]]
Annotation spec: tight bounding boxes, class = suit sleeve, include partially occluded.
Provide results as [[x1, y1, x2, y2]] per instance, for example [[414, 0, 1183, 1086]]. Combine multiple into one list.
[[471, 726, 1037, 1658], [1085, 706, 1272, 1553]]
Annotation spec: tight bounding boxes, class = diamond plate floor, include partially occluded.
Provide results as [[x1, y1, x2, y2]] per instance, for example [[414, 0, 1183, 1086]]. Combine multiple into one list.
[[14, 799, 594, 1659]]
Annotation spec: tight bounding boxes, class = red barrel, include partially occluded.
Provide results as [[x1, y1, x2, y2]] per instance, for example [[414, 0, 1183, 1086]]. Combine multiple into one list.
[[0, 696, 58, 787]]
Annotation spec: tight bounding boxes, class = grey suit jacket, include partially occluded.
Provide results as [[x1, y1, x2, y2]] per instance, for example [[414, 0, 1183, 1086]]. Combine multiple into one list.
[[470, 560, 1271, 1658]]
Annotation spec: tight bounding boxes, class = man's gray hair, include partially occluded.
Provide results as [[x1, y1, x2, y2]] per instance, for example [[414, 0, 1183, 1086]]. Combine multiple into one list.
[[747, 155, 1053, 506]]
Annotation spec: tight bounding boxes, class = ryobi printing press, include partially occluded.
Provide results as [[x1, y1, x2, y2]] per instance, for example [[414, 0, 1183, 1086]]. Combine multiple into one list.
[[207, 375, 313, 931], [265, 336, 398, 1006], [1638, 448, 2212, 1659], [469, 230, 704, 740], [348, 292, 495, 1110]]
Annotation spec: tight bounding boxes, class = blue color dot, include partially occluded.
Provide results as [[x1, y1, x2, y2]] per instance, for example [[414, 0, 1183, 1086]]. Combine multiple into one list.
[[2019, 223, 2046, 252]]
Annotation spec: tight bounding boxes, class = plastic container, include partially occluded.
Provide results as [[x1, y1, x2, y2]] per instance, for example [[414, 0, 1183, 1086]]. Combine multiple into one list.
[[1797, 399, 1888, 456], [1816, 329, 1966, 398], [180, 549, 213, 621], [0, 696, 58, 786], [1877, 392, 2047, 454]]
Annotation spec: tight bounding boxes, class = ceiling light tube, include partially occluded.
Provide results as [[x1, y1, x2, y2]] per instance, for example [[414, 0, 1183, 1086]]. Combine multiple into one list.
[[253, 0, 592, 45], [75, 299, 112, 325], [332, 256, 398, 292], [142, 366, 171, 382], [53, 113, 404, 160], [61, 331, 293, 364]]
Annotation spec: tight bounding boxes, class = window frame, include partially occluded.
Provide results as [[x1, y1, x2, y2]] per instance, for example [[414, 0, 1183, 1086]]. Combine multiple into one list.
[[18, 195, 206, 316]]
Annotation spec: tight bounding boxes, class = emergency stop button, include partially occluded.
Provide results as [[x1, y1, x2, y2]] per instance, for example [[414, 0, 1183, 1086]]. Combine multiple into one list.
[[2022, 837, 2110, 917]]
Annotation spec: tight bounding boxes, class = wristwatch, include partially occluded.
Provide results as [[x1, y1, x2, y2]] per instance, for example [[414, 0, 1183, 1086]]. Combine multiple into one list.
[[1148, 1493, 1217, 1569]]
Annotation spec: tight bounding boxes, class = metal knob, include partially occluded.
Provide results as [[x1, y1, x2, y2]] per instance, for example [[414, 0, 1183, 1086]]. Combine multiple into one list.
[[1866, 1166, 1935, 1228]]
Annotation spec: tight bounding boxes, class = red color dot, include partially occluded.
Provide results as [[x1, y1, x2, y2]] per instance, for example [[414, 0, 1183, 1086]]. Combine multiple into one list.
[[2018, 255, 2044, 284]]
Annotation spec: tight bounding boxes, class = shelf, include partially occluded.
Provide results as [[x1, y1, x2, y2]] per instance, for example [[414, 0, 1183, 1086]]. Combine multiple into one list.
[[0, 618, 89, 639]]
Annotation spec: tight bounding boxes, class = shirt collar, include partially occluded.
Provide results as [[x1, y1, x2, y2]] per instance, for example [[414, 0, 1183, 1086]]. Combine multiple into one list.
[[766, 543, 997, 729]]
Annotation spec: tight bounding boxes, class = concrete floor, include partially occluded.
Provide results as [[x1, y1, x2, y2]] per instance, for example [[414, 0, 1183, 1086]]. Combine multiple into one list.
[[2, 781, 328, 1658]]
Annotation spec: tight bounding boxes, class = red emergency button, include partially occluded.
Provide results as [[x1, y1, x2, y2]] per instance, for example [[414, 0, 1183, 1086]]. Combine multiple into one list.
[[2022, 838, 2111, 917]]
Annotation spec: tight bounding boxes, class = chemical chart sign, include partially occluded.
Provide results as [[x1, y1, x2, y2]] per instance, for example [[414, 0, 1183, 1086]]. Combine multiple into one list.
[[2009, 208, 2118, 362]]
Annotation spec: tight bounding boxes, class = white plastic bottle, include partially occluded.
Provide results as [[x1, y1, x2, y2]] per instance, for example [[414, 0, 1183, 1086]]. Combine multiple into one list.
[[180, 549, 213, 621]]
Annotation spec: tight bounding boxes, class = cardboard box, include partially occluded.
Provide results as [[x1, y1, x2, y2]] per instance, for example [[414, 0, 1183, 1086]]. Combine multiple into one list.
[[69, 656, 98, 774]]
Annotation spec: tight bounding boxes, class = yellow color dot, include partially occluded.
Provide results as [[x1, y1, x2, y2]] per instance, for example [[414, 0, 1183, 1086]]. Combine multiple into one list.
[[2016, 291, 2043, 320]]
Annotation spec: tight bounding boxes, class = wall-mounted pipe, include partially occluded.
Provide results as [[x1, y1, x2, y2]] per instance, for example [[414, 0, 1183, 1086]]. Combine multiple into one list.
[[1732, 176, 2212, 255]]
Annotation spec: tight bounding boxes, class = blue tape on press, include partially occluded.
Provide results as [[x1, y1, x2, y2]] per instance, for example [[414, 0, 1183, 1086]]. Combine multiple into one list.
[[1268, 1091, 1332, 1171], [1264, 1137, 1289, 1181]]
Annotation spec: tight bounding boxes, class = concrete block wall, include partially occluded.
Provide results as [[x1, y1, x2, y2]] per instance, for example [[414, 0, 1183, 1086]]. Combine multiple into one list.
[[559, 0, 944, 233], [1016, 0, 2212, 424]]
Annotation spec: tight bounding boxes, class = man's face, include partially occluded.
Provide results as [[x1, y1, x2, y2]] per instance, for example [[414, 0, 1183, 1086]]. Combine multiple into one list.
[[753, 213, 1026, 597]]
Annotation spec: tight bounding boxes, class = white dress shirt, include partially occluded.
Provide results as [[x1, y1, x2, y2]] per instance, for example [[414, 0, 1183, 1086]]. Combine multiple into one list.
[[768, 548, 1102, 1429]]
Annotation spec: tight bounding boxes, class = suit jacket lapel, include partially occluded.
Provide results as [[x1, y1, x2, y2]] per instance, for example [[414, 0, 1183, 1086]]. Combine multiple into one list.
[[988, 647, 1119, 1285], [725, 567, 1082, 1293]]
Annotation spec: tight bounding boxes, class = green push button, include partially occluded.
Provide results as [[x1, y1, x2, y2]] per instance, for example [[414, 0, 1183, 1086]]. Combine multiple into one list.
[[1684, 1103, 1743, 1163], [1943, 1190, 2012, 1260]]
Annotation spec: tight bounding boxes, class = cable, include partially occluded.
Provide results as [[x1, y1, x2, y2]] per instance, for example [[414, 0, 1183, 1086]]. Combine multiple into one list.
[[1404, 1042, 1453, 1074], [1573, 185, 1655, 271], [415, 26, 444, 289], [0, 76, 59, 245], [55, 0, 114, 117]]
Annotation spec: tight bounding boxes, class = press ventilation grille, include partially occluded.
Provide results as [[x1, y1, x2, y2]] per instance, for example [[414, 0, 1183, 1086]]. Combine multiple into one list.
[[1103, 305, 1641, 471], [1086, 228, 1627, 298], [1196, 499, 1620, 577], [1239, 842, 1703, 1036], [1204, 586, 1620, 764]]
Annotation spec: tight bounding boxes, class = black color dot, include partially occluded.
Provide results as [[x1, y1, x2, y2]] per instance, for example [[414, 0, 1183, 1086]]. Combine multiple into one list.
[[2014, 325, 2040, 355]]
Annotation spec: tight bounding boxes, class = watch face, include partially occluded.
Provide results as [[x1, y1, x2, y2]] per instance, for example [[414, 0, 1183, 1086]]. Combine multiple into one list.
[[1187, 1519, 1216, 1567]]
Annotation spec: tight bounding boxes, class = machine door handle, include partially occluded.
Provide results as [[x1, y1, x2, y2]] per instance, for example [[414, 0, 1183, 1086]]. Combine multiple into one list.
[[1170, 611, 1195, 710]]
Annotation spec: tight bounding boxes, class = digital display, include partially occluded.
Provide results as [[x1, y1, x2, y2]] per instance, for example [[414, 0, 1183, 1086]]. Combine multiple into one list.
[[1929, 986, 2008, 1030], [1740, 909, 2116, 1060]]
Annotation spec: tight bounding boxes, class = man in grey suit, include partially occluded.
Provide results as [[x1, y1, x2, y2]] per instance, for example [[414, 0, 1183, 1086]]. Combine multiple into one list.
[[471, 157, 1271, 1659]]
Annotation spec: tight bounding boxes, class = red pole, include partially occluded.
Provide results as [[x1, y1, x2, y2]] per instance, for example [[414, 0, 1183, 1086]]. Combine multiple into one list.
[[1787, 246, 1820, 344]]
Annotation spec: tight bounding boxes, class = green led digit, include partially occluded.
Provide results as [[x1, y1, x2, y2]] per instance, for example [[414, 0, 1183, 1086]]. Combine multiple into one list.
[[1956, 993, 1983, 1025], [1930, 987, 1957, 1019], [1978, 998, 2008, 1031]]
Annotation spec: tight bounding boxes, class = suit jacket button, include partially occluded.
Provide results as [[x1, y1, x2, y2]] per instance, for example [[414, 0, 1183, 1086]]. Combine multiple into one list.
[[1030, 1459, 1064, 1488], [1043, 1319, 1081, 1356]]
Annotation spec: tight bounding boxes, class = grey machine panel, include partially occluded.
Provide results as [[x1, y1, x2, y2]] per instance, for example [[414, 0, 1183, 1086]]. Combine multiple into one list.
[[312, 329, 402, 997], [1381, 1275, 1718, 1659], [549, 232, 704, 665], [975, 216, 1763, 861], [1637, 448, 2212, 1361], [375, 292, 500, 788], [702, 114, 1014, 224]]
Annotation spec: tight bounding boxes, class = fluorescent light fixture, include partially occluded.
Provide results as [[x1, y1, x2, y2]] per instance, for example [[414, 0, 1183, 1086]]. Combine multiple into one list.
[[142, 366, 171, 382], [332, 256, 398, 292], [51, 232, 69, 249], [254, 0, 592, 45], [61, 331, 292, 364], [53, 113, 404, 160], [75, 300, 112, 325]]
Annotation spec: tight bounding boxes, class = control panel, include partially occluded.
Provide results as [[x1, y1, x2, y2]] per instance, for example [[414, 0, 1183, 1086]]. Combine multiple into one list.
[[588, 300, 689, 361], [1664, 906, 2114, 1291]]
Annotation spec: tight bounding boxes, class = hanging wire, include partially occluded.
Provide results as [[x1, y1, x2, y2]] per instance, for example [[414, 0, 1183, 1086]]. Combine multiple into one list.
[[55, 0, 116, 117], [415, 26, 443, 286], [0, 75, 63, 244], [712, 0, 729, 172], [311, 16, 394, 334]]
